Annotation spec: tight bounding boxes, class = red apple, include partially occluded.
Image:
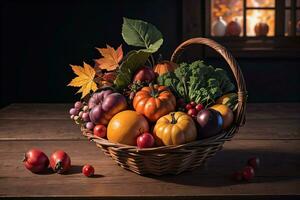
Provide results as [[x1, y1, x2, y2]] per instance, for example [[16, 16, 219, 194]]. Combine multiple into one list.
[[137, 133, 155, 148], [133, 66, 156, 83], [93, 124, 107, 138]]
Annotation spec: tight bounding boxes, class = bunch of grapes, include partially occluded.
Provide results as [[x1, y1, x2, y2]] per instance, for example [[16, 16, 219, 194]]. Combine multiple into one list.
[[69, 101, 94, 130]]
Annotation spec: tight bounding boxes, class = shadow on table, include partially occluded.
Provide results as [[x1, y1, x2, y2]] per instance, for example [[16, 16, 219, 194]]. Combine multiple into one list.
[[146, 149, 300, 187]]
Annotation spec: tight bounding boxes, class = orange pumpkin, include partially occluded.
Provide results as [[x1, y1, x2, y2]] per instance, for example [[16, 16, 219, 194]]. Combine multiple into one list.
[[153, 61, 178, 76], [133, 84, 176, 122]]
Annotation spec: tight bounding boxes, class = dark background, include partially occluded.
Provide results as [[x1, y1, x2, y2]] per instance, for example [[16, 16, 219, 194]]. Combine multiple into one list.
[[1, 0, 300, 108]]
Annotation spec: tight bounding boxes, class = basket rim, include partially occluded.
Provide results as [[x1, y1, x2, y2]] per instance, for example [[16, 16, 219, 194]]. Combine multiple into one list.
[[82, 125, 237, 153]]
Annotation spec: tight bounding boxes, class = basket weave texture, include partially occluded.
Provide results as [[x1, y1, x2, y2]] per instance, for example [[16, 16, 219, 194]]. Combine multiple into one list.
[[82, 37, 247, 175]]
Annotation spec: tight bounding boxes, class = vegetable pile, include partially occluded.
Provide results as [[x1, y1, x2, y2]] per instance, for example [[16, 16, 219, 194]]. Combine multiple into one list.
[[67, 18, 239, 148]]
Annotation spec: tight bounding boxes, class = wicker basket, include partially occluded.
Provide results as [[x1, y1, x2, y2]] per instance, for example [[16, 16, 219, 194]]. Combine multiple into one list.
[[82, 37, 247, 176]]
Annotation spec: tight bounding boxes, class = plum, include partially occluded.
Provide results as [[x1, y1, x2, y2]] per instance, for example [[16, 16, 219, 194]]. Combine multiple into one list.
[[196, 109, 223, 138], [133, 66, 156, 83]]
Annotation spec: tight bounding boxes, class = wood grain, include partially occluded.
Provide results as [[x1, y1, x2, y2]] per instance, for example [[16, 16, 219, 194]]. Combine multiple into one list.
[[0, 104, 299, 141], [0, 103, 299, 199], [0, 140, 299, 197]]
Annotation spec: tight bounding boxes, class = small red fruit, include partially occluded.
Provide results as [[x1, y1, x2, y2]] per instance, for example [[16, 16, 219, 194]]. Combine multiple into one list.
[[190, 101, 196, 107], [177, 98, 185, 106], [185, 103, 193, 110], [232, 170, 243, 181], [50, 150, 71, 174], [82, 164, 95, 177], [187, 108, 198, 117], [137, 133, 155, 148], [248, 157, 260, 169], [242, 166, 255, 181], [23, 149, 49, 173], [93, 124, 107, 138], [195, 104, 204, 111]]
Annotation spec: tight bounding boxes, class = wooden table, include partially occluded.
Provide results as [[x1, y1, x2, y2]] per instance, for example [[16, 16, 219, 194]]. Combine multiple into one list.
[[0, 103, 299, 199]]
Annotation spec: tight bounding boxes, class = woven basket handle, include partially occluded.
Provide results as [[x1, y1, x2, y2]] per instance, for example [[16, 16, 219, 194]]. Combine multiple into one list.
[[171, 37, 247, 126]]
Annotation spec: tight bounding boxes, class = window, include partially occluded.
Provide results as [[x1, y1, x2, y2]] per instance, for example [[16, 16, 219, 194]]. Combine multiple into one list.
[[208, 0, 299, 37], [182, 0, 300, 57]]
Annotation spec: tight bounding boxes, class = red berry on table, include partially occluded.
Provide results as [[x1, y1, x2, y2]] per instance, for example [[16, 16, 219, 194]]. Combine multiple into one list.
[[190, 101, 196, 107], [185, 103, 193, 110], [248, 157, 260, 169], [232, 170, 243, 181], [195, 104, 204, 111], [187, 108, 198, 117], [93, 124, 107, 138], [137, 133, 155, 148], [82, 164, 95, 177], [242, 166, 255, 181]]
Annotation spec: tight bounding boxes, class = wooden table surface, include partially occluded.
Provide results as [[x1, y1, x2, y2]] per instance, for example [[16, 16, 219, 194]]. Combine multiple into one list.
[[0, 103, 299, 199]]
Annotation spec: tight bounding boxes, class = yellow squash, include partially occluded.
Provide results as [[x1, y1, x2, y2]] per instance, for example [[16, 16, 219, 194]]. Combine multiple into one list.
[[210, 104, 234, 129], [153, 112, 197, 146]]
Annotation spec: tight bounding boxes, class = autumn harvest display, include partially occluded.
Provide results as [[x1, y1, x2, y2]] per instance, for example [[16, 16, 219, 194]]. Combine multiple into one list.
[[67, 18, 247, 175]]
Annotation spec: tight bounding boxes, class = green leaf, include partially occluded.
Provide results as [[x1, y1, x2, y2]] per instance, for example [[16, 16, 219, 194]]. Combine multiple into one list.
[[122, 17, 163, 53], [114, 50, 151, 89]]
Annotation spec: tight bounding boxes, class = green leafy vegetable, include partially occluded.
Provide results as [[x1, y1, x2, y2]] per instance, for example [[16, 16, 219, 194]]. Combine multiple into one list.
[[157, 60, 235, 106], [114, 50, 150, 90], [122, 17, 163, 53]]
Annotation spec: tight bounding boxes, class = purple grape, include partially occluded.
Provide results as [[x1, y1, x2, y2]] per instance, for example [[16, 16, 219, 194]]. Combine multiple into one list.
[[69, 108, 79, 115], [86, 122, 95, 130], [74, 101, 83, 109], [82, 112, 90, 122]]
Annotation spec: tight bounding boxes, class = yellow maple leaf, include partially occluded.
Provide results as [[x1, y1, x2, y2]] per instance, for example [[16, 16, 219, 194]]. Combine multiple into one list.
[[95, 44, 123, 71], [68, 62, 98, 99]]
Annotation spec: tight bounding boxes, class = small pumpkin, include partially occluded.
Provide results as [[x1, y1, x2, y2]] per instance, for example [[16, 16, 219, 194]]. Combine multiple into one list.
[[133, 84, 176, 122], [153, 112, 197, 146], [254, 22, 269, 36], [153, 61, 178, 76]]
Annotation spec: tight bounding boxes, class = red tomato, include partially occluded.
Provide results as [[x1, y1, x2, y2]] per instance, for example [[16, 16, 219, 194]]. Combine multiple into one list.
[[23, 149, 49, 173], [137, 133, 155, 148], [93, 124, 107, 138], [82, 164, 95, 177], [50, 150, 71, 174]]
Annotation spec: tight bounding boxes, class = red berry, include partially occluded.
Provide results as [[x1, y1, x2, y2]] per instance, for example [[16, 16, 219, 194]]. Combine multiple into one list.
[[232, 171, 243, 181], [82, 164, 94, 177], [195, 104, 204, 111], [177, 98, 185, 106], [248, 157, 260, 169], [242, 166, 255, 181], [190, 101, 196, 107], [93, 125, 107, 138], [187, 108, 198, 117], [185, 104, 193, 110], [137, 133, 155, 148]]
